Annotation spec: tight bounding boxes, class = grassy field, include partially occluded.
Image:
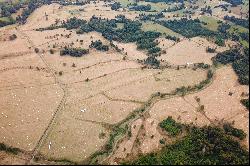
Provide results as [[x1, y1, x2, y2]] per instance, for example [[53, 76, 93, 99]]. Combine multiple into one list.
[[200, 15, 220, 31], [115, 0, 170, 12], [229, 23, 249, 49], [141, 21, 182, 37]]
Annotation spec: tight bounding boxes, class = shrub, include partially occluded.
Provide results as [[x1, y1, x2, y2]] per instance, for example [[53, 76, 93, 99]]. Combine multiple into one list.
[[223, 123, 247, 140], [0, 143, 21, 155], [241, 98, 249, 110], [159, 116, 182, 136], [60, 47, 89, 57]]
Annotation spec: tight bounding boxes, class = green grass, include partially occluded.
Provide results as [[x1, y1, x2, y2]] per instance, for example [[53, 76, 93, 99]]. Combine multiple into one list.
[[228, 23, 249, 49], [200, 16, 220, 31], [229, 24, 249, 34], [0, 17, 13, 22], [141, 21, 182, 37], [240, 39, 249, 49], [116, 23, 124, 29]]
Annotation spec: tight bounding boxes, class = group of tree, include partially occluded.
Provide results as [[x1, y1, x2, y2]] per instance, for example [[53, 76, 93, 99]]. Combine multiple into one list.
[[213, 48, 249, 85], [138, 12, 164, 21], [0, 1, 23, 17], [163, 3, 185, 12], [223, 123, 247, 140], [165, 35, 180, 42], [110, 2, 122, 11], [241, 98, 249, 110], [224, 0, 243, 6], [206, 47, 216, 53], [129, 4, 152, 11], [144, 56, 160, 68], [89, 40, 109, 51], [224, 15, 249, 29], [124, 117, 249, 165], [158, 18, 228, 46], [60, 47, 89, 57], [200, 5, 212, 16], [16, 0, 53, 24], [159, 116, 182, 136], [40, 15, 162, 56], [158, 18, 218, 38]]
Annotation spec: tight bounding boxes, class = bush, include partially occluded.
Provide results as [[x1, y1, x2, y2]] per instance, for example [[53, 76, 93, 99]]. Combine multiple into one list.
[[206, 47, 216, 53], [90, 40, 109, 51], [9, 34, 17, 40], [241, 99, 249, 110], [159, 116, 182, 136], [0, 143, 21, 155], [49, 49, 54, 54], [60, 47, 89, 57], [223, 123, 247, 140]]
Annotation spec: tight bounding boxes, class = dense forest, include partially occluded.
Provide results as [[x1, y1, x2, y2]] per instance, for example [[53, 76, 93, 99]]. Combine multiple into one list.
[[124, 117, 249, 165], [224, 15, 249, 29], [158, 18, 225, 43], [213, 48, 249, 85]]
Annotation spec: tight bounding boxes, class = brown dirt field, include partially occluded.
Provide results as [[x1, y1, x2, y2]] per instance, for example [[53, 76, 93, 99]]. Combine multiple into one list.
[[20, 1, 139, 31], [66, 94, 140, 124], [158, 37, 221, 65], [0, 30, 31, 57], [108, 118, 143, 165], [0, 84, 63, 151], [150, 66, 249, 147], [39, 108, 109, 163], [76, 1, 139, 21], [157, 37, 176, 51], [112, 41, 147, 60], [20, 3, 71, 31], [0, 69, 53, 89], [27, 29, 108, 50], [0, 151, 26, 165], [139, 118, 162, 154], [106, 68, 207, 102]]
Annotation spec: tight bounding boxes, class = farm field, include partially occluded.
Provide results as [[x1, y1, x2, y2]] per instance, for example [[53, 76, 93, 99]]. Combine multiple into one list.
[[0, 0, 249, 165]]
